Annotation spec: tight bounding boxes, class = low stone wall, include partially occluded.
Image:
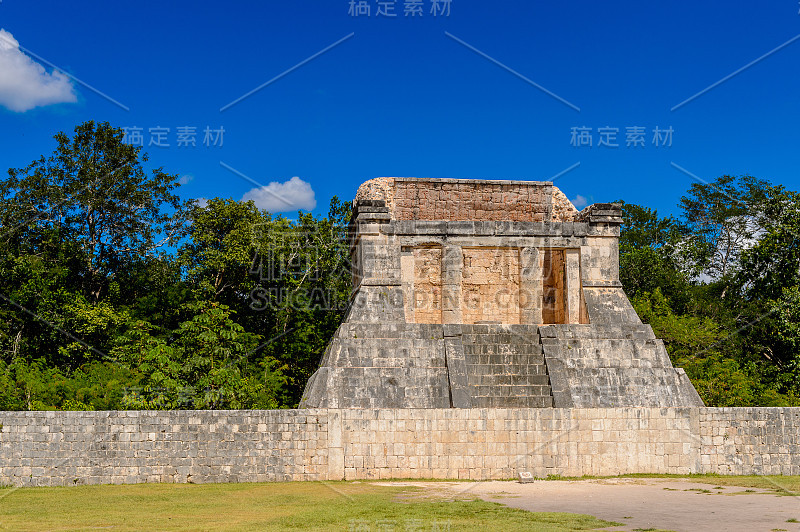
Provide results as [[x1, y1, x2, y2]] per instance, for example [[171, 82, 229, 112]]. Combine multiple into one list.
[[0, 410, 334, 486], [1, 408, 799, 486]]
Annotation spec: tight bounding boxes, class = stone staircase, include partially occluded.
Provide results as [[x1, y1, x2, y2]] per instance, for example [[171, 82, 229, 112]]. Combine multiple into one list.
[[303, 320, 703, 410], [445, 325, 555, 408]]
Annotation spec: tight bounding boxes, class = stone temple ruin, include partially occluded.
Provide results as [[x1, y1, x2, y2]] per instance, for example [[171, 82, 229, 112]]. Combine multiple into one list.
[[301, 178, 703, 409], [7, 178, 800, 488]]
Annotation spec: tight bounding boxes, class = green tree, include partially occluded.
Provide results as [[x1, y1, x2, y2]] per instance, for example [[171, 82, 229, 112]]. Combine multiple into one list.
[[112, 302, 285, 410], [249, 197, 352, 405], [679, 174, 768, 285], [619, 179, 800, 407], [1, 121, 186, 301], [736, 185, 800, 302], [617, 201, 692, 313], [631, 288, 795, 406], [180, 198, 264, 301], [180, 196, 352, 406], [111, 320, 187, 409], [619, 201, 683, 251], [174, 301, 274, 409], [0, 121, 192, 370]]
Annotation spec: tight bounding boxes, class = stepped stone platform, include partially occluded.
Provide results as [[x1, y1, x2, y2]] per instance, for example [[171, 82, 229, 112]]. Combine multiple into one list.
[[301, 177, 702, 409]]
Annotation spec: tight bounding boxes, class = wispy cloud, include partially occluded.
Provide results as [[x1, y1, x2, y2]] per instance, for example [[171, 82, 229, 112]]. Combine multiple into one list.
[[571, 194, 588, 209], [0, 29, 77, 112], [241, 176, 316, 212]]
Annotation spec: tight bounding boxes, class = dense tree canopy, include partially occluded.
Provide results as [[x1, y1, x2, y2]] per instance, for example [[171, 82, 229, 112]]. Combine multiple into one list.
[[0, 122, 798, 409], [0, 122, 351, 409], [620, 175, 800, 406], [1, 121, 185, 302]]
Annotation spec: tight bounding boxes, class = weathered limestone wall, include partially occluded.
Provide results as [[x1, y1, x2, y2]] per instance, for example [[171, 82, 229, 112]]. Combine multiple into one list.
[[461, 247, 520, 324], [409, 246, 443, 324], [0, 410, 333, 486], [2, 408, 799, 486], [390, 178, 563, 222], [345, 179, 602, 330], [355, 177, 582, 223]]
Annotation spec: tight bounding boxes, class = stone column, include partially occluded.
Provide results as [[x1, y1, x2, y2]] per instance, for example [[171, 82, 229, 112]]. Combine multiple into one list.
[[400, 247, 414, 322], [442, 244, 462, 324], [327, 410, 344, 480], [519, 246, 542, 324], [577, 204, 623, 288], [565, 249, 581, 324]]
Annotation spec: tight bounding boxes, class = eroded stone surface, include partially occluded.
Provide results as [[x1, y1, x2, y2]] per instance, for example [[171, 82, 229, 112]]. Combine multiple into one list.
[[355, 177, 580, 223], [461, 247, 520, 325]]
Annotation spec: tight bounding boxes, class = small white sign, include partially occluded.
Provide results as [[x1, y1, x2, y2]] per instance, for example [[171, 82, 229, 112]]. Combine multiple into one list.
[[518, 471, 534, 483]]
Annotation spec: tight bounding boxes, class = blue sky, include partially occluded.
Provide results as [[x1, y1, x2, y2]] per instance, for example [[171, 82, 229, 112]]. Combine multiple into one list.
[[1, 1, 799, 218]]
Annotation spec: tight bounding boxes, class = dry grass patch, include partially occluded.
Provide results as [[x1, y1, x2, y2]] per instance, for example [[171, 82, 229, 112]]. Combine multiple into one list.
[[546, 473, 800, 496]]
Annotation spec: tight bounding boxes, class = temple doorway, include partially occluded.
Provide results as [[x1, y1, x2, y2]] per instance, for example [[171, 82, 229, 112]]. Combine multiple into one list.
[[542, 248, 566, 324]]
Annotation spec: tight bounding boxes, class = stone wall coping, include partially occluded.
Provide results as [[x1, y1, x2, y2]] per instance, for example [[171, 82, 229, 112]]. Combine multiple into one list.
[[3, 406, 800, 415], [390, 177, 554, 186]]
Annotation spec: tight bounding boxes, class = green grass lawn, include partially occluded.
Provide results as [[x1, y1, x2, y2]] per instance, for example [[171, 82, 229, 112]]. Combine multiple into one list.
[[0, 481, 621, 531]]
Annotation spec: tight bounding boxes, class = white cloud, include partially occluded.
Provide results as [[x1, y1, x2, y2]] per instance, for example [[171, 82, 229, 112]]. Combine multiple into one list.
[[571, 194, 588, 209], [179, 174, 194, 185], [194, 197, 209, 208], [241, 176, 316, 212], [0, 29, 77, 112]]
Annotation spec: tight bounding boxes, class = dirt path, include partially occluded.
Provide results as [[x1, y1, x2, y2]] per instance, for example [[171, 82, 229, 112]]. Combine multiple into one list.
[[374, 478, 800, 532]]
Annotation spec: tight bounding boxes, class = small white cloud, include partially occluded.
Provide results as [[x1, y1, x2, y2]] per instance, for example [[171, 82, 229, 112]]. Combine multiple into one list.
[[241, 176, 316, 212], [194, 197, 209, 208], [571, 194, 588, 209], [179, 174, 194, 185], [0, 29, 77, 112]]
